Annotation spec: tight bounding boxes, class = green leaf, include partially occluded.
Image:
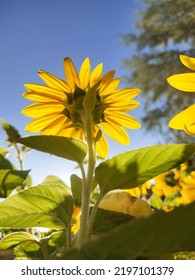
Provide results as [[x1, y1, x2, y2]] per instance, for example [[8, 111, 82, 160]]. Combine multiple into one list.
[[0, 232, 40, 250], [0, 169, 30, 197], [70, 174, 82, 207], [42, 175, 70, 190], [16, 135, 87, 163], [93, 208, 134, 234], [0, 147, 9, 157], [1, 119, 21, 142], [95, 144, 195, 196], [77, 201, 195, 259], [0, 155, 14, 170], [0, 184, 74, 229], [47, 230, 66, 248], [149, 194, 163, 210]]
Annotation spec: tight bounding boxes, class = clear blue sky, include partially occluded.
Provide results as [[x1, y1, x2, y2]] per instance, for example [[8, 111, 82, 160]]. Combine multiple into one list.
[[0, 0, 156, 185]]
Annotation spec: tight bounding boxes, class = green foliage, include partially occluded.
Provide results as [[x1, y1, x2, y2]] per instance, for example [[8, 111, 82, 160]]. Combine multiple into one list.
[[96, 144, 195, 196], [70, 174, 82, 207], [0, 169, 30, 197], [149, 194, 163, 210], [93, 208, 134, 234], [0, 119, 195, 260], [1, 119, 21, 143], [0, 232, 40, 250], [16, 135, 87, 164], [0, 184, 74, 229], [122, 0, 195, 142], [0, 154, 14, 170], [64, 201, 195, 260]]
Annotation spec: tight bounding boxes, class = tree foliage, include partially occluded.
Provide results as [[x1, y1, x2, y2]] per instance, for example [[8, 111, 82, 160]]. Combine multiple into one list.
[[122, 0, 195, 143]]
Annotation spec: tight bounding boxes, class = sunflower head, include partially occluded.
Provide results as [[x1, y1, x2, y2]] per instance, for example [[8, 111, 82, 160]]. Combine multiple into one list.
[[22, 57, 141, 158], [167, 54, 195, 136]]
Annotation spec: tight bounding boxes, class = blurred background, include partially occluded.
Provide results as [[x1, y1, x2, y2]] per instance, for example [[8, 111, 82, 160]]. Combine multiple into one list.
[[1, 0, 194, 185]]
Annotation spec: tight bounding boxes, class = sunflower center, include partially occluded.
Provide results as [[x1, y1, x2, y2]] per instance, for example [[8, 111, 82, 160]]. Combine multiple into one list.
[[63, 85, 105, 126]]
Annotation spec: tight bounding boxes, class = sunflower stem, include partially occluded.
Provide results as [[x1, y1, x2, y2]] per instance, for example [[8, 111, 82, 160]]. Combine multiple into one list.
[[77, 113, 96, 247]]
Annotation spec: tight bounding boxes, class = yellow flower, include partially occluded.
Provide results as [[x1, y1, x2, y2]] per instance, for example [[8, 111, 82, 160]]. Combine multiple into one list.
[[71, 207, 80, 235], [22, 57, 141, 158], [167, 55, 195, 136], [126, 180, 151, 197], [179, 171, 195, 204]]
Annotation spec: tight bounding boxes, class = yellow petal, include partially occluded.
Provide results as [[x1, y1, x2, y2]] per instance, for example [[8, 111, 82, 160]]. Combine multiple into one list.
[[41, 116, 68, 134], [100, 70, 115, 91], [104, 111, 141, 129], [168, 104, 195, 130], [104, 88, 141, 102], [167, 73, 195, 92], [64, 57, 80, 90], [25, 115, 64, 132], [90, 63, 103, 87], [107, 100, 140, 111], [38, 71, 71, 92], [180, 55, 195, 71], [22, 102, 65, 118], [58, 127, 78, 138], [79, 57, 90, 89], [100, 78, 120, 96], [24, 84, 66, 101], [184, 121, 195, 136], [100, 122, 129, 145], [95, 128, 108, 159]]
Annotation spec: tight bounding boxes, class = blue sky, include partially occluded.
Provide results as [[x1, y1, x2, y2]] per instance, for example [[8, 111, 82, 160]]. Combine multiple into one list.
[[0, 0, 157, 185]]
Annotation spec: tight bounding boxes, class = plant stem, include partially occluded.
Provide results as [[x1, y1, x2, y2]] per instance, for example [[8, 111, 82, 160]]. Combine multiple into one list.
[[40, 241, 50, 260], [14, 143, 24, 170], [77, 113, 96, 247]]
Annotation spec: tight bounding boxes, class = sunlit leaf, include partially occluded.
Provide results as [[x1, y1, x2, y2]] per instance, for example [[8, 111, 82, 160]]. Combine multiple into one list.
[[0, 232, 40, 250], [149, 194, 163, 210], [95, 144, 195, 196], [0, 169, 30, 197], [0, 184, 74, 229], [16, 135, 87, 163]]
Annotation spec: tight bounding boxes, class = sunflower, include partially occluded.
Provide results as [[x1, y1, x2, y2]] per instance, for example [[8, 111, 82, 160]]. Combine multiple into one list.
[[22, 57, 141, 158], [167, 54, 195, 136]]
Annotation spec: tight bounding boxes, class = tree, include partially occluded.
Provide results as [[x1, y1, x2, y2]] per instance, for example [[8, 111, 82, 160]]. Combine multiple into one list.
[[122, 0, 195, 143]]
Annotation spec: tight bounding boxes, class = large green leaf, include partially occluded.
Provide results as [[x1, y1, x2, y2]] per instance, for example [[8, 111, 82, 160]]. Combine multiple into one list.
[[16, 136, 87, 163], [75, 202, 195, 259], [0, 184, 74, 229], [95, 144, 195, 196], [0, 169, 30, 197], [0, 232, 40, 250]]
